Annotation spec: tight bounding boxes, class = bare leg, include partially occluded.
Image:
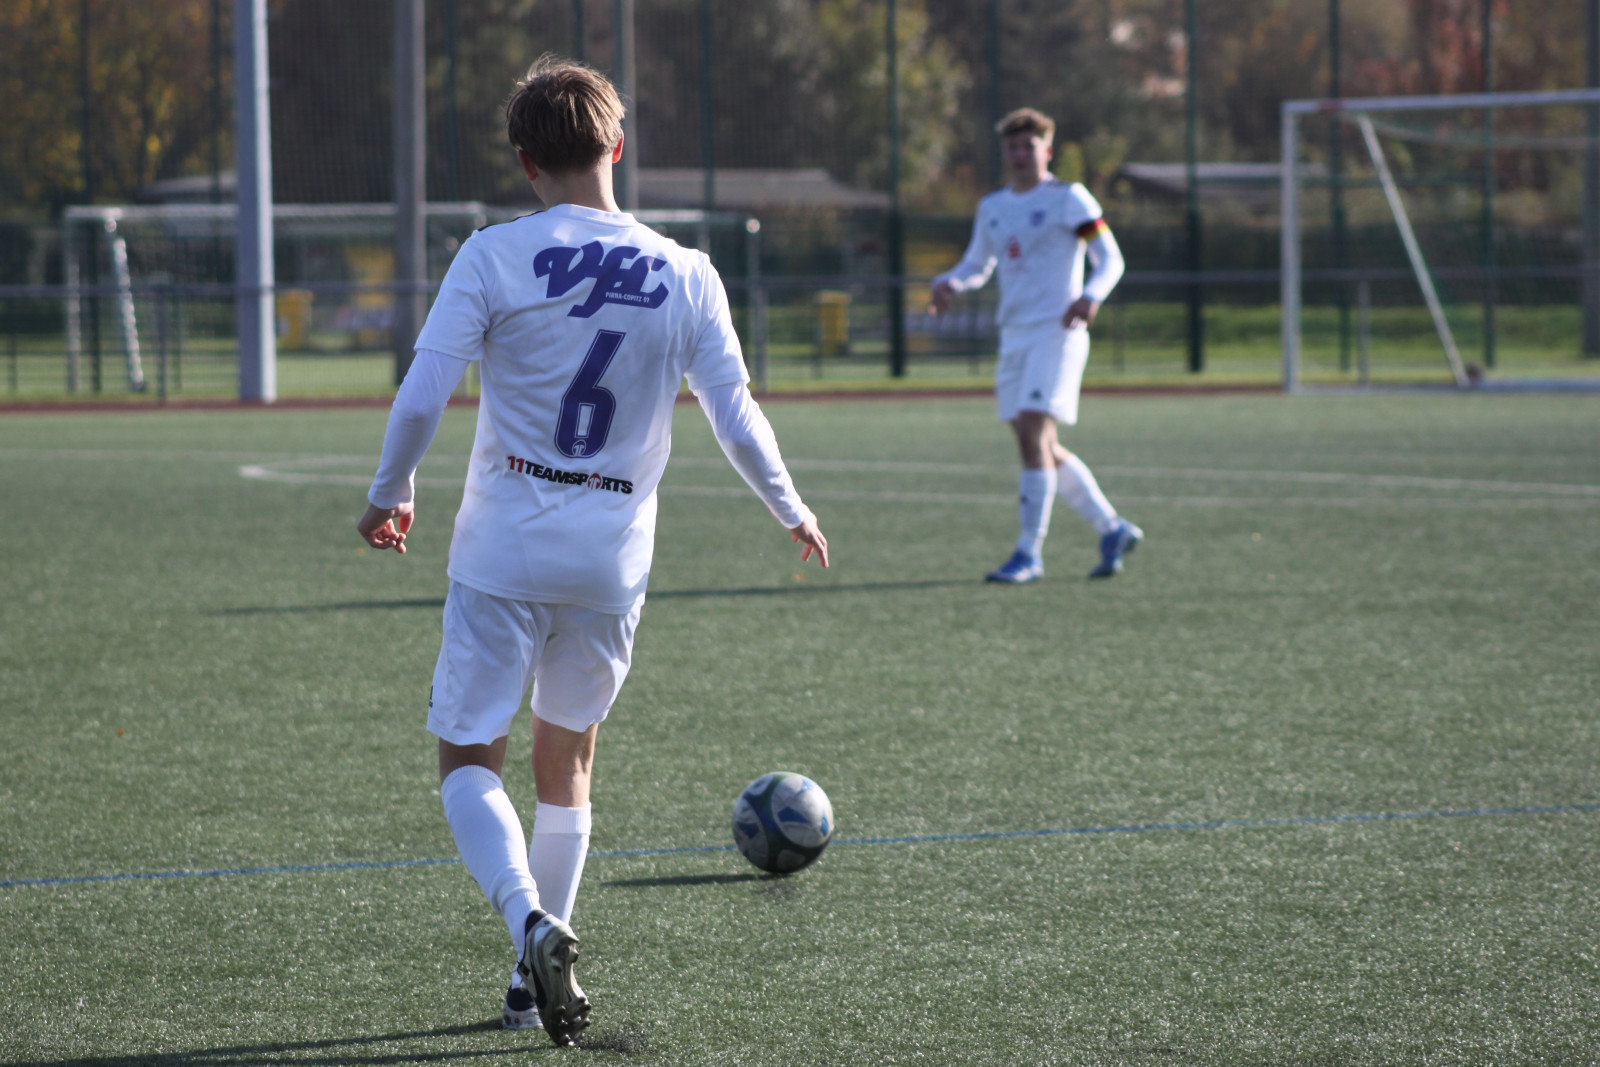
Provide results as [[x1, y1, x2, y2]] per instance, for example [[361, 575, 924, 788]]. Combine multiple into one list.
[[440, 735, 508, 782], [532, 718, 598, 807], [1010, 409, 1055, 469]]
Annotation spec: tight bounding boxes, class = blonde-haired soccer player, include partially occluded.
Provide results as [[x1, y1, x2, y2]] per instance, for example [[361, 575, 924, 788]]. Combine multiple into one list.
[[930, 107, 1139, 581], [357, 56, 828, 1046]]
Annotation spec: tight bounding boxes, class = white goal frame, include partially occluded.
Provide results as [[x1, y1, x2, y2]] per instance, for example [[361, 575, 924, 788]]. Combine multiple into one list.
[[1280, 87, 1600, 392], [59, 203, 767, 397]]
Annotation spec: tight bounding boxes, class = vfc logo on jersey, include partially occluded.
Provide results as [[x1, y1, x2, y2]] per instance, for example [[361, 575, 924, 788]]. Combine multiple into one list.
[[1028, 209, 1046, 227], [534, 241, 670, 319]]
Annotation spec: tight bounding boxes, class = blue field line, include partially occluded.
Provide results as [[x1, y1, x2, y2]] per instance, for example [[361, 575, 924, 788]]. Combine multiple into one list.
[[4, 802, 1596, 889]]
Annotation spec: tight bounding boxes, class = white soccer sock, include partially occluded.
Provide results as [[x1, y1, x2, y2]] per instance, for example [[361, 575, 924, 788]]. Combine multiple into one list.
[[1015, 468, 1057, 558], [527, 802, 592, 925], [439, 765, 541, 954], [1056, 453, 1119, 535]]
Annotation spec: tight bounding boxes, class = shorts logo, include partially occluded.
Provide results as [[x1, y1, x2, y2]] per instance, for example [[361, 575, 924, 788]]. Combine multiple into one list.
[[533, 240, 670, 319], [1029, 209, 1046, 227], [507, 454, 633, 494]]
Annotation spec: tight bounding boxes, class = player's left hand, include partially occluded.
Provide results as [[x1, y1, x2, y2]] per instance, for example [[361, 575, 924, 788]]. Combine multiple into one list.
[[1063, 296, 1100, 330], [358, 501, 415, 554], [789, 512, 830, 568]]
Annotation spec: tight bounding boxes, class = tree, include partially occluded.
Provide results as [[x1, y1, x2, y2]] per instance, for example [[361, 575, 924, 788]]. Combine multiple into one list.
[[0, 0, 224, 214]]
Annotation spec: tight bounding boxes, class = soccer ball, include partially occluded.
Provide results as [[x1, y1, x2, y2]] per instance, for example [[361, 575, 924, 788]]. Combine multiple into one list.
[[731, 772, 834, 874]]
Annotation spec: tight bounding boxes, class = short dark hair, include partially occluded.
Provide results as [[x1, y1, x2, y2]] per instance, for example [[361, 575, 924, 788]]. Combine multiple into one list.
[[995, 107, 1055, 144], [505, 55, 625, 174]]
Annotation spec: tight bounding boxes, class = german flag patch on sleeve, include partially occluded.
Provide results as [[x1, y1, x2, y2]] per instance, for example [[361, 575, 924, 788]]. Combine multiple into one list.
[[1075, 217, 1109, 240]]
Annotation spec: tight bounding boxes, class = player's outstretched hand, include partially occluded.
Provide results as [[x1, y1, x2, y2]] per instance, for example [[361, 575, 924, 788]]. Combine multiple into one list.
[[358, 501, 415, 554], [1063, 296, 1100, 330], [789, 513, 829, 568], [928, 280, 954, 315]]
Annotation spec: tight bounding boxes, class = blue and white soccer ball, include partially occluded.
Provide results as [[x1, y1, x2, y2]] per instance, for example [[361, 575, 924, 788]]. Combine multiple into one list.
[[731, 772, 834, 874]]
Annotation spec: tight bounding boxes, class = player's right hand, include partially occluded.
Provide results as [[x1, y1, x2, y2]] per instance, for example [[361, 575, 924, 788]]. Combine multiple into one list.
[[358, 501, 415, 554], [789, 513, 830, 568], [928, 280, 954, 315]]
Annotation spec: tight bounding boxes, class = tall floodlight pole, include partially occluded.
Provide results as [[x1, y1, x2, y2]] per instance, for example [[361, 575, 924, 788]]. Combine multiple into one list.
[[235, 0, 276, 402], [444, 0, 462, 203], [887, 0, 907, 378], [1183, 0, 1203, 372], [1586, 0, 1600, 357], [987, 0, 1002, 188], [614, 0, 638, 211], [211, 0, 224, 205], [393, 0, 426, 386], [1480, 0, 1496, 368], [700, 0, 715, 210], [1330, 0, 1350, 371]]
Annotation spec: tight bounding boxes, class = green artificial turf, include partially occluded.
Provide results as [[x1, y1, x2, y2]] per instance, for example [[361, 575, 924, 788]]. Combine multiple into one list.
[[2, 395, 1598, 1065]]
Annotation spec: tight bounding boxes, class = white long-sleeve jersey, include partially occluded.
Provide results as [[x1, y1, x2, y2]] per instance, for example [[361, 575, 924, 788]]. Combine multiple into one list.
[[933, 178, 1124, 329], [365, 204, 810, 614]]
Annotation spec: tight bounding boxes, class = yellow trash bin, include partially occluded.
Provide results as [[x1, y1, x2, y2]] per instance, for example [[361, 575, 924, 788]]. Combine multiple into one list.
[[815, 290, 851, 358], [275, 289, 314, 351]]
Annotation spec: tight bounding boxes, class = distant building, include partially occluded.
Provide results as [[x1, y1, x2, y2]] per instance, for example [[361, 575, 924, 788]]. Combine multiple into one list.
[[1118, 162, 1324, 217]]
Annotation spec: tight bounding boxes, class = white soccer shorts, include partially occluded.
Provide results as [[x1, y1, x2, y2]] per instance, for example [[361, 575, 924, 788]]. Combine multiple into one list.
[[427, 580, 642, 744], [994, 320, 1090, 425]]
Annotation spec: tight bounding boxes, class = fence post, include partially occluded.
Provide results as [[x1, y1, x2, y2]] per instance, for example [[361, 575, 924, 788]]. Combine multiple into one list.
[[1281, 104, 1301, 394], [393, 0, 426, 386], [886, 0, 906, 378], [1183, 0, 1204, 373], [1356, 276, 1371, 386], [746, 218, 767, 392], [156, 285, 170, 404]]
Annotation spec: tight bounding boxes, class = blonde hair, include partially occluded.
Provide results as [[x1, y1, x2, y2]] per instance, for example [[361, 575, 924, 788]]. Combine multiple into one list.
[[995, 107, 1055, 145], [505, 55, 625, 173]]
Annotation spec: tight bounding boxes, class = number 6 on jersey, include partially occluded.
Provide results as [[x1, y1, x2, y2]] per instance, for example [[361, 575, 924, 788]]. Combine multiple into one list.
[[556, 329, 624, 459]]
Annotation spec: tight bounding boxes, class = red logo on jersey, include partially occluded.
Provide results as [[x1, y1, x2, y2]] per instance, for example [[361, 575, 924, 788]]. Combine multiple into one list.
[[587, 472, 603, 489], [1006, 238, 1023, 260]]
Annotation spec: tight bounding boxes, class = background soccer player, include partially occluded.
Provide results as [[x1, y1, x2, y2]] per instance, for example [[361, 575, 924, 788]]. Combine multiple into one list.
[[929, 107, 1140, 582], [356, 57, 828, 1046]]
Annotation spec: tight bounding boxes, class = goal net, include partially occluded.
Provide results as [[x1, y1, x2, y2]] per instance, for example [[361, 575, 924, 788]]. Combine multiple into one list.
[[60, 204, 758, 399], [1281, 89, 1600, 391]]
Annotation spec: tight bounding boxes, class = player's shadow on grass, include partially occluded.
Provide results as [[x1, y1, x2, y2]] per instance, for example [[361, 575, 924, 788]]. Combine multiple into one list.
[[603, 871, 764, 888], [215, 598, 446, 616], [13, 1021, 648, 1065], [214, 577, 981, 617]]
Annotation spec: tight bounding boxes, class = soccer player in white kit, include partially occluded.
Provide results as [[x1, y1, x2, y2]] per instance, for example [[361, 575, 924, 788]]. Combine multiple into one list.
[[930, 107, 1141, 582], [356, 59, 828, 1046]]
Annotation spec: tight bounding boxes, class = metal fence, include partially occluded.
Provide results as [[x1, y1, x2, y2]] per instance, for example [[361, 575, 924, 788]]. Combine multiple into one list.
[[5, 0, 1600, 401]]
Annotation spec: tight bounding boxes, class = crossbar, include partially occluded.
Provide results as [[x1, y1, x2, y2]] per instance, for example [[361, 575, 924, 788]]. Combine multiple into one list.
[[1285, 87, 1600, 116]]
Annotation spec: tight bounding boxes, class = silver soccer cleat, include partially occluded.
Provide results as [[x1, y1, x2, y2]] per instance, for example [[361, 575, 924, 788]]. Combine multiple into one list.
[[517, 914, 591, 1046]]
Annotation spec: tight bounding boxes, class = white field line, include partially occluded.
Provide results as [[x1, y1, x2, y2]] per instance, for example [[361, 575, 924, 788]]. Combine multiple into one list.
[[661, 486, 1599, 509], [230, 453, 1600, 502], [233, 464, 1600, 509], [4, 447, 1596, 501]]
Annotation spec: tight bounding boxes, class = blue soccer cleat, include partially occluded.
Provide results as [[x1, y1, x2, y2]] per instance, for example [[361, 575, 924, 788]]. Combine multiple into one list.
[[1088, 520, 1143, 579], [986, 549, 1044, 584]]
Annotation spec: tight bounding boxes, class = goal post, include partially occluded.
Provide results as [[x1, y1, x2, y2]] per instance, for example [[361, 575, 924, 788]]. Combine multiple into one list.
[[1282, 88, 1600, 392], [57, 204, 763, 399]]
